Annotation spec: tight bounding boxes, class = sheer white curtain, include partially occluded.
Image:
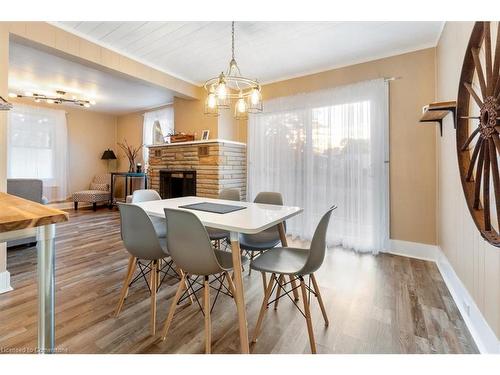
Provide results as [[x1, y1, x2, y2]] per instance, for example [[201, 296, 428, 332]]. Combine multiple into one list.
[[142, 106, 174, 165], [248, 79, 389, 253], [7, 104, 69, 202]]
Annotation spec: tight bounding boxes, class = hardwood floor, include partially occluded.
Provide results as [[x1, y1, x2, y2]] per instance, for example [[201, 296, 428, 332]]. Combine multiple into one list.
[[0, 208, 478, 354]]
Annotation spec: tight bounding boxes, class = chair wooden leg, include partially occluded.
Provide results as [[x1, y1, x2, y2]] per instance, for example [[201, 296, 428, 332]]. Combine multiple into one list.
[[300, 276, 316, 354], [114, 256, 137, 317], [251, 273, 276, 343], [277, 223, 299, 301], [161, 274, 186, 341], [174, 267, 193, 305], [260, 272, 267, 292], [289, 275, 300, 301], [204, 276, 211, 354], [156, 259, 161, 289], [124, 258, 135, 299], [248, 252, 255, 275], [274, 274, 284, 310], [225, 271, 236, 296], [310, 273, 329, 326], [150, 260, 158, 336]]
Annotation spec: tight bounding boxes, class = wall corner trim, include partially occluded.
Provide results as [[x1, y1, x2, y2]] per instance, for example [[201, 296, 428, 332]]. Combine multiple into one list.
[[384, 239, 500, 354], [0, 270, 13, 294]]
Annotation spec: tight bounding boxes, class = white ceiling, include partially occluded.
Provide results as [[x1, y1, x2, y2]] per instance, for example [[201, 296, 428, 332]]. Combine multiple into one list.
[[8, 40, 175, 114], [54, 21, 444, 85]]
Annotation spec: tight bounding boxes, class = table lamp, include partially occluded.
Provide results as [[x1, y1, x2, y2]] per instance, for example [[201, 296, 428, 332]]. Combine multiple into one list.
[[101, 149, 117, 172]]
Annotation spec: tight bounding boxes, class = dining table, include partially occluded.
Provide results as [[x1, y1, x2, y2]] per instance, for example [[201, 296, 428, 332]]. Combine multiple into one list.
[[0, 192, 68, 354], [134, 195, 303, 353]]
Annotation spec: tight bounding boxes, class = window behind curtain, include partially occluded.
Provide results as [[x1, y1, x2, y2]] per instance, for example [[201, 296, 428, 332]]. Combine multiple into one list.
[[248, 79, 389, 254], [7, 104, 69, 202], [142, 106, 174, 166]]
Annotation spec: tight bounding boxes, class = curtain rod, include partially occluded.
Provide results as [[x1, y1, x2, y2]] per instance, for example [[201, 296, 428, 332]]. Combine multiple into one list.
[[384, 76, 402, 82]]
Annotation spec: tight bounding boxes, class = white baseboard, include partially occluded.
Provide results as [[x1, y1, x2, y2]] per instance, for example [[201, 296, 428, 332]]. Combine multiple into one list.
[[387, 239, 437, 262], [435, 248, 500, 354], [385, 239, 500, 354], [0, 270, 13, 294]]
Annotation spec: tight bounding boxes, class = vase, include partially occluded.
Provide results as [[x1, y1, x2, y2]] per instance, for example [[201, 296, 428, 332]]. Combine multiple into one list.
[[128, 160, 135, 173]]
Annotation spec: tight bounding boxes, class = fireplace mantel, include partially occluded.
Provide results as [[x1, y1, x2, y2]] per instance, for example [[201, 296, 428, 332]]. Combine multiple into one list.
[[146, 139, 246, 148]]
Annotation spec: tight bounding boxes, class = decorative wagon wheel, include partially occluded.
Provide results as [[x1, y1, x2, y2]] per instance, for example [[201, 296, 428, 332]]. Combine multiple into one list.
[[457, 21, 500, 246]]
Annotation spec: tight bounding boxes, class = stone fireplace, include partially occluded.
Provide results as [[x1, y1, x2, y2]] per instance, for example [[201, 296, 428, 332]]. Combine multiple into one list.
[[147, 140, 246, 199]]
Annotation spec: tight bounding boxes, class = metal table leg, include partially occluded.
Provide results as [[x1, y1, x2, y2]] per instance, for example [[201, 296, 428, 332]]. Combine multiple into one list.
[[36, 224, 56, 354]]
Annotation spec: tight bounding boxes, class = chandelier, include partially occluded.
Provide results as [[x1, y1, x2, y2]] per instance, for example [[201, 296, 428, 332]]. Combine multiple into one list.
[[203, 21, 262, 120], [8, 90, 96, 108]]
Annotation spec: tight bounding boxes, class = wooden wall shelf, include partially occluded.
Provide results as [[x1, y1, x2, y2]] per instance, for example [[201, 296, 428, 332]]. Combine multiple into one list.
[[419, 101, 457, 136]]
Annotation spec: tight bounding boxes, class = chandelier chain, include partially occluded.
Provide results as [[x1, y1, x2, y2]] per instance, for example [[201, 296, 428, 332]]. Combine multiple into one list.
[[231, 21, 235, 60]]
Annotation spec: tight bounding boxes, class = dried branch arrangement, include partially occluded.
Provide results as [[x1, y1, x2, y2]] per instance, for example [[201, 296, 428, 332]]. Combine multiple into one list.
[[118, 140, 143, 172]]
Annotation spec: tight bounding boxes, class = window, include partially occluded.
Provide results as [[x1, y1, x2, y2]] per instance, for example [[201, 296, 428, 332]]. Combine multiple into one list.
[[7, 104, 69, 202], [142, 106, 174, 165], [248, 79, 389, 253]]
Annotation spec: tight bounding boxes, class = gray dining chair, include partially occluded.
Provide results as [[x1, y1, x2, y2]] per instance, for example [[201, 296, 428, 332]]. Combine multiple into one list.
[[239, 192, 297, 296], [131, 189, 166, 238], [250, 206, 336, 354], [161, 207, 248, 354], [207, 188, 241, 249], [114, 203, 170, 336], [239, 192, 283, 269]]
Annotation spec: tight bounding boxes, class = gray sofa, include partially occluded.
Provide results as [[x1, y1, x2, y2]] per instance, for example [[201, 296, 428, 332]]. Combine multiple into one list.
[[7, 179, 48, 247]]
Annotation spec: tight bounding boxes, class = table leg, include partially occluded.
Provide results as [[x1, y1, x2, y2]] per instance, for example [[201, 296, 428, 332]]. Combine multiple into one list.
[[109, 174, 114, 208], [36, 224, 56, 354], [144, 175, 148, 189], [125, 176, 129, 200], [277, 223, 299, 301], [229, 232, 250, 354]]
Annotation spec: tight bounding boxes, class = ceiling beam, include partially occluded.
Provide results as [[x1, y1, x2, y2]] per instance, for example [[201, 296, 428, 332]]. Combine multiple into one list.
[[1, 22, 200, 100]]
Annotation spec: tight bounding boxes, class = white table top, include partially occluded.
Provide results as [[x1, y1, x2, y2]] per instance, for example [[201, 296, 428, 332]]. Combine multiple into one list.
[[135, 196, 303, 234]]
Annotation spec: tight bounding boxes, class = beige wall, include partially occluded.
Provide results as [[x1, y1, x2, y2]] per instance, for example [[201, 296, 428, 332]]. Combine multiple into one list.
[[260, 48, 437, 245], [174, 94, 218, 140], [65, 108, 117, 193], [436, 21, 500, 338], [116, 110, 144, 169], [118, 95, 245, 152]]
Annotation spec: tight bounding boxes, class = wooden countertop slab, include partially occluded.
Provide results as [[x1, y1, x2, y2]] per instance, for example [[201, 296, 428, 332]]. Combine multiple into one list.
[[0, 192, 68, 233]]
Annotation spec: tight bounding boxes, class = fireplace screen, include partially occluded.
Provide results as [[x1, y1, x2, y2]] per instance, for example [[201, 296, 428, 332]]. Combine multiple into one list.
[[159, 170, 196, 199]]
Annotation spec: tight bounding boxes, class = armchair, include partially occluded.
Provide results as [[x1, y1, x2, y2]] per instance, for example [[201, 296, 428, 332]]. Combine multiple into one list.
[[72, 174, 111, 211]]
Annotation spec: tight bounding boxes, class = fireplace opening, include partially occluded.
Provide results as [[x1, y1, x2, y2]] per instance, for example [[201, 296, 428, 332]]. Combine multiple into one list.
[[159, 170, 196, 199]]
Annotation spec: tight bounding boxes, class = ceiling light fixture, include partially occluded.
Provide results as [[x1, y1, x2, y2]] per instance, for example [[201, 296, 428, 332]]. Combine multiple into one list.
[[0, 95, 13, 111], [203, 21, 262, 120], [9, 90, 96, 108]]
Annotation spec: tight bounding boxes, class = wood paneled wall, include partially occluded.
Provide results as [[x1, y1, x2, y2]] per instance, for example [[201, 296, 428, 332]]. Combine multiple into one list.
[[436, 21, 500, 338]]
